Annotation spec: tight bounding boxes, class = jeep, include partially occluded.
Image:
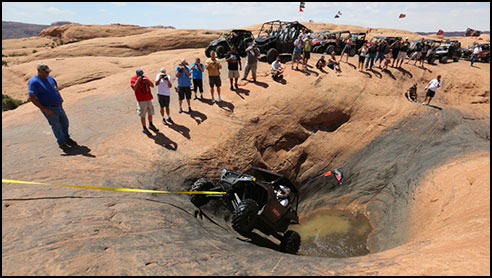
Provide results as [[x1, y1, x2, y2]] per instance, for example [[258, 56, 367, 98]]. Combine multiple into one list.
[[189, 167, 301, 254], [205, 29, 254, 59], [427, 40, 462, 64], [254, 20, 312, 64], [462, 42, 490, 63]]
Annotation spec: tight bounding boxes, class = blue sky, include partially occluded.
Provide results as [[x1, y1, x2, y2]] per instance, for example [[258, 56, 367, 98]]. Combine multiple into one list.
[[2, 2, 490, 32]]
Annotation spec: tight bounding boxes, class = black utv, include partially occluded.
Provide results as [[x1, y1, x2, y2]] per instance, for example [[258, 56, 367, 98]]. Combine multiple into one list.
[[205, 29, 254, 59], [189, 167, 301, 254], [254, 20, 312, 63], [427, 40, 462, 64]]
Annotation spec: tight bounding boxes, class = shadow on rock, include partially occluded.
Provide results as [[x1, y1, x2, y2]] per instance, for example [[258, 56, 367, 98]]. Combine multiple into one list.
[[187, 109, 207, 125], [368, 69, 382, 79], [167, 120, 190, 139], [145, 129, 178, 150], [218, 100, 235, 113], [396, 67, 413, 78], [235, 88, 250, 99], [237, 231, 280, 252], [61, 144, 96, 158], [382, 69, 396, 80]]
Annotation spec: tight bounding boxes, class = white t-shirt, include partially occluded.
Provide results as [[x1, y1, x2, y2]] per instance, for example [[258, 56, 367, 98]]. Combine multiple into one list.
[[473, 47, 482, 55], [155, 73, 172, 96], [428, 78, 442, 92], [271, 60, 282, 71]]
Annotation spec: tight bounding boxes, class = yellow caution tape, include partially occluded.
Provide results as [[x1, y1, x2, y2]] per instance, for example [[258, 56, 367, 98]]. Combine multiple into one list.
[[2, 179, 226, 195]]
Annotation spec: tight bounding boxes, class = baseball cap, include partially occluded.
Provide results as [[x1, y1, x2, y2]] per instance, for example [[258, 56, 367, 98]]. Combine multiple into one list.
[[37, 63, 51, 72], [160, 68, 166, 73], [136, 68, 144, 76]]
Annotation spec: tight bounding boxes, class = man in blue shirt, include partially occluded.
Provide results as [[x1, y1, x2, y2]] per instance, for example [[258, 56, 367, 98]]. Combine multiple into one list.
[[190, 58, 204, 100], [175, 59, 192, 113], [28, 63, 77, 150]]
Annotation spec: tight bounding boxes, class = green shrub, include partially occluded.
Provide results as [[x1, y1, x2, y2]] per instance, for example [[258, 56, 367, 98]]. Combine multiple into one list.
[[32, 49, 37, 54], [2, 94, 28, 111], [2, 60, 7, 67]]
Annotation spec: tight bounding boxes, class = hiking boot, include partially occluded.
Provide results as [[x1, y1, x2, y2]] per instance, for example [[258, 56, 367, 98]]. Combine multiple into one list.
[[66, 138, 78, 146], [166, 117, 174, 124], [58, 143, 72, 150], [179, 107, 183, 113], [230, 86, 234, 91], [235, 84, 239, 90], [188, 106, 192, 112], [162, 117, 167, 125], [218, 96, 222, 103], [149, 122, 158, 131], [200, 94, 204, 100], [142, 126, 151, 135], [193, 95, 197, 100], [211, 98, 216, 104]]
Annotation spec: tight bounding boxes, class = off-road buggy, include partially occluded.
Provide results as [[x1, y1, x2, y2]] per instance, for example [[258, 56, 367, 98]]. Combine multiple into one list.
[[205, 29, 254, 59], [426, 40, 462, 64], [189, 167, 301, 254], [319, 30, 351, 55], [462, 42, 490, 63], [254, 20, 312, 63], [311, 31, 332, 53]]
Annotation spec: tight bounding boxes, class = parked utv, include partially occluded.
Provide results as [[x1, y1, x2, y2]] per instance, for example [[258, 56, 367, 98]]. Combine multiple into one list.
[[462, 42, 490, 63], [321, 30, 352, 55], [427, 40, 462, 64], [189, 167, 301, 254], [205, 29, 254, 59], [311, 31, 332, 53], [254, 20, 312, 63]]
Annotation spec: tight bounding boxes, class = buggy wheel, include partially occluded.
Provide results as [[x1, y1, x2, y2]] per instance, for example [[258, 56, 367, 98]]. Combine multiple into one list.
[[349, 48, 356, 57], [232, 199, 258, 237], [266, 48, 278, 64], [190, 178, 214, 208], [280, 230, 301, 254], [439, 56, 448, 64], [326, 45, 335, 55], [427, 56, 435, 65], [216, 45, 227, 58], [453, 56, 459, 62], [205, 48, 211, 58]]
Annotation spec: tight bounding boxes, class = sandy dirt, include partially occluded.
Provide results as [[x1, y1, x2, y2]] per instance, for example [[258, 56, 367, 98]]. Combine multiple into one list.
[[2, 22, 490, 275]]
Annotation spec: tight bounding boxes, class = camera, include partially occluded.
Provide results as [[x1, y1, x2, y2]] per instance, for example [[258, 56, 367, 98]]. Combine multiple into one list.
[[177, 66, 184, 73], [162, 74, 168, 80]]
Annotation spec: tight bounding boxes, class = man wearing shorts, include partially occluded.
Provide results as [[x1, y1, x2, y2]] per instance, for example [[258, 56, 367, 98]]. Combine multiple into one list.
[[422, 75, 442, 105], [396, 37, 409, 68], [131, 68, 156, 134], [155, 68, 173, 125], [190, 58, 204, 100], [175, 59, 192, 113], [292, 34, 304, 70], [205, 51, 222, 103], [302, 34, 312, 70], [226, 46, 242, 91]]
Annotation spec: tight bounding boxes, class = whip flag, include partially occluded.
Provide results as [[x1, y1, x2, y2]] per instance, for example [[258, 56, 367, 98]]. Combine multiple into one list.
[[299, 2, 305, 12], [334, 11, 342, 18], [436, 29, 444, 36], [399, 13, 406, 18]]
